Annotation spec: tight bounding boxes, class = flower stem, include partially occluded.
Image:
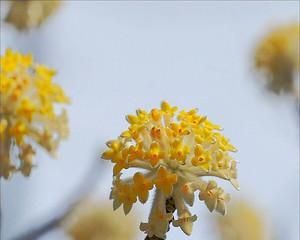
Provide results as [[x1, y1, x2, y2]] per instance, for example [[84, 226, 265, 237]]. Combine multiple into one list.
[[144, 197, 176, 240]]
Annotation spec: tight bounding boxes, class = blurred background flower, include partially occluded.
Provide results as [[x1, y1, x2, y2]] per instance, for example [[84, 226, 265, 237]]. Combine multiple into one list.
[[0, 49, 69, 179], [61, 199, 138, 240], [216, 200, 271, 240], [5, 0, 61, 31], [255, 23, 299, 99]]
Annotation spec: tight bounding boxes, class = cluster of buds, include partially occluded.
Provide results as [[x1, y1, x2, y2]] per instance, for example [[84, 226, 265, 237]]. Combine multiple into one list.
[[0, 49, 69, 178], [5, 0, 61, 30], [102, 101, 239, 239], [255, 23, 299, 95]]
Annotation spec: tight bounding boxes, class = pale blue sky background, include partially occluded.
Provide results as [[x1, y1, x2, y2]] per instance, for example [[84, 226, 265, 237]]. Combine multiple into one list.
[[1, 1, 299, 240]]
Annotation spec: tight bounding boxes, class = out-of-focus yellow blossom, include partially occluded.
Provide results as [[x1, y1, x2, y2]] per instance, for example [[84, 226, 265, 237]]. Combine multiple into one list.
[[0, 49, 69, 179], [217, 201, 270, 240], [102, 101, 239, 239], [62, 200, 138, 240], [255, 23, 300, 95], [5, 0, 61, 30]]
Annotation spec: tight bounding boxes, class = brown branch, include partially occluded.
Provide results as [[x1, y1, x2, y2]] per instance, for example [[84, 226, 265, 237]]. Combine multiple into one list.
[[145, 197, 176, 240], [145, 235, 163, 240]]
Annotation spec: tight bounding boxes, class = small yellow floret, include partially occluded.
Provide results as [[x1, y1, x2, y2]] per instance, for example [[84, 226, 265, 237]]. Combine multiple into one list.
[[154, 167, 178, 196], [133, 172, 153, 203]]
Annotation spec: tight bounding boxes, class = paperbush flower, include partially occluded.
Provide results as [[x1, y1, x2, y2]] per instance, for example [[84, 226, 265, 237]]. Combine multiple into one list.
[[62, 200, 138, 240], [0, 49, 69, 178], [102, 101, 239, 239], [5, 0, 61, 30], [217, 201, 269, 240], [255, 23, 300, 95]]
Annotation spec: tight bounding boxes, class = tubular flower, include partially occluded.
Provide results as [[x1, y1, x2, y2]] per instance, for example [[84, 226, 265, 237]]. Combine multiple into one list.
[[5, 0, 61, 31], [217, 201, 270, 240], [255, 23, 300, 95], [102, 101, 239, 239], [62, 200, 138, 240], [0, 49, 69, 178]]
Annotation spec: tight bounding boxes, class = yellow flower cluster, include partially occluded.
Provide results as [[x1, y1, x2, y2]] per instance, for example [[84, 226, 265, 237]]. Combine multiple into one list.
[[255, 23, 300, 94], [62, 200, 138, 240], [217, 201, 269, 240], [102, 101, 238, 239], [5, 0, 61, 30], [0, 49, 69, 178]]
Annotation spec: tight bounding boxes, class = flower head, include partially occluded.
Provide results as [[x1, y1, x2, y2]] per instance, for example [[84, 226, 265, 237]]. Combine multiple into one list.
[[5, 0, 61, 30], [0, 49, 69, 178], [62, 200, 138, 240], [102, 101, 239, 238], [255, 23, 300, 95]]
